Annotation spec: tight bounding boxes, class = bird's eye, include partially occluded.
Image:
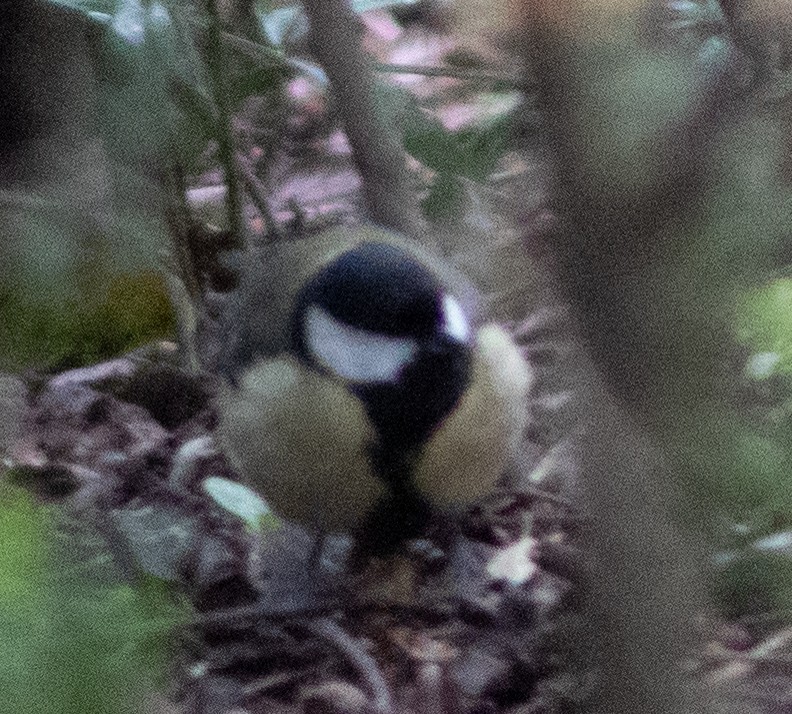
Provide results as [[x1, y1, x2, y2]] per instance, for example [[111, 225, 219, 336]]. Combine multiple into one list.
[[304, 305, 419, 383], [441, 295, 470, 343]]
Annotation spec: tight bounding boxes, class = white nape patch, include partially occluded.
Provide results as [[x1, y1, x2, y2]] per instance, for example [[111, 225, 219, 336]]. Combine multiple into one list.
[[442, 295, 470, 342], [305, 305, 418, 383]]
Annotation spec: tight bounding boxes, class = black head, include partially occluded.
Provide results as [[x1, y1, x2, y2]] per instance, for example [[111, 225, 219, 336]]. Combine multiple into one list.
[[296, 242, 443, 339], [293, 242, 473, 458]]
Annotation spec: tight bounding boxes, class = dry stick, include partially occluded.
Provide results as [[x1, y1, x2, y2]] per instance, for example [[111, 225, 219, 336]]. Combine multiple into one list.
[[307, 617, 394, 714], [196, 598, 338, 627], [221, 27, 523, 88], [236, 152, 282, 240], [375, 61, 524, 86], [302, 0, 423, 237]]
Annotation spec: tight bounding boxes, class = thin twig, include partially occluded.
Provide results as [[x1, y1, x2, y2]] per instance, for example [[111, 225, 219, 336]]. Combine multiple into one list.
[[307, 617, 394, 714], [203, 0, 244, 249], [375, 61, 524, 86], [216, 26, 526, 90], [302, 0, 423, 237], [220, 28, 290, 70], [236, 152, 282, 240], [164, 167, 203, 303], [201, 606, 394, 711], [196, 598, 338, 627], [523, 483, 576, 508]]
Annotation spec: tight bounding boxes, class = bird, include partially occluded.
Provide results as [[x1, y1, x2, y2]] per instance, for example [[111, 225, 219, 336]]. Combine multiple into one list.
[[215, 224, 532, 560]]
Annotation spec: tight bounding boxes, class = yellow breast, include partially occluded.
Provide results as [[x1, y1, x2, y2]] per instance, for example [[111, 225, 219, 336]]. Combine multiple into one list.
[[216, 356, 386, 533], [217, 324, 531, 533], [414, 324, 532, 505]]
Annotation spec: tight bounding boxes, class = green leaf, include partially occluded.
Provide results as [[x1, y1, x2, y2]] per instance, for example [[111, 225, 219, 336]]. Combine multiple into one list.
[[258, 5, 306, 46], [737, 279, 792, 375], [422, 173, 464, 221], [375, 83, 512, 181], [203, 476, 277, 532], [712, 551, 792, 618], [0, 486, 190, 713], [226, 61, 287, 112]]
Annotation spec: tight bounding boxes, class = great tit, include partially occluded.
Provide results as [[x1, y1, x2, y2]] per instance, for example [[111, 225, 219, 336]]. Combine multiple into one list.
[[216, 225, 532, 557]]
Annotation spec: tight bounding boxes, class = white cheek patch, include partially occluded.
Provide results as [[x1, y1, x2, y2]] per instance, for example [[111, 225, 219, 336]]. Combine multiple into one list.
[[304, 305, 418, 383], [442, 295, 470, 342]]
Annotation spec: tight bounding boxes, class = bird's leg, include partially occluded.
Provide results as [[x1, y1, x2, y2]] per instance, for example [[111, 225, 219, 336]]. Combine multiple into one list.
[[342, 445, 446, 607], [352, 445, 430, 558]]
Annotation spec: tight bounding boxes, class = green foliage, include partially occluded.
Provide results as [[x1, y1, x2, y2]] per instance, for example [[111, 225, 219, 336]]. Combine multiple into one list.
[[51, 0, 289, 172], [654, 125, 792, 568], [5, 0, 295, 371], [372, 82, 515, 220], [404, 111, 511, 182], [91, 2, 212, 174], [0, 486, 187, 714], [0, 204, 175, 371], [713, 424, 792, 517], [737, 279, 792, 376], [422, 173, 466, 221], [712, 551, 792, 619]]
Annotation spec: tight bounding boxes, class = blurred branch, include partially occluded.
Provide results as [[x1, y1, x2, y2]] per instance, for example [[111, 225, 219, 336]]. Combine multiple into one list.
[[517, 7, 739, 714], [162, 167, 203, 372], [527, 28, 740, 413], [572, 379, 707, 714], [302, 0, 423, 236], [164, 167, 203, 304]]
